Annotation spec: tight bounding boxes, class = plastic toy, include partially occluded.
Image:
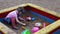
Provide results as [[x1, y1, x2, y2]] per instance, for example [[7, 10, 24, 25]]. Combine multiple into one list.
[[32, 27, 39, 33], [26, 16, 31, 21], [31, 17, 36, 21], [42, 22, 50, 27], [21, 26, 26, 30], [35, 22, 42, 27], [40, 22, 50, 28], [21, 29, 30, 34]]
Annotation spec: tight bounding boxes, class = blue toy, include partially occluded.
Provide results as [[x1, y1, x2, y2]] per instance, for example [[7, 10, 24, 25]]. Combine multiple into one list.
[[31, 17, 36, 21]]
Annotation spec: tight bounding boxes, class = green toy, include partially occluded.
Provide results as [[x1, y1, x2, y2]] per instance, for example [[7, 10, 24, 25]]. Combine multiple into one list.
[[21, 29, 31, 34]]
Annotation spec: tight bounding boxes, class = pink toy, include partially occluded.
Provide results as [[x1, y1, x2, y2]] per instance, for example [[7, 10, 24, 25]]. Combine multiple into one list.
[[32, 27, 39, 33], [26, 16, 31, 21]]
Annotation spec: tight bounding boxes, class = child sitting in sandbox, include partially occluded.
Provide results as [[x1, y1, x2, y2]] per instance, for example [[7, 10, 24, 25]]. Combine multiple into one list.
[[4, 7, 26, 30]]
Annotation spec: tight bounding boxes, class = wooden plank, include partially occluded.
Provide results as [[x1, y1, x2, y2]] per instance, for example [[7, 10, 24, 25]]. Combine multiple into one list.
[[0, 22, 17, 34], [27, 3, 60, 17]]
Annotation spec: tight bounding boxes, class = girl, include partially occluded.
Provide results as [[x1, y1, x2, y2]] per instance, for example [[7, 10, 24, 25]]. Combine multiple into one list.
[[5, 7, 26, 30]]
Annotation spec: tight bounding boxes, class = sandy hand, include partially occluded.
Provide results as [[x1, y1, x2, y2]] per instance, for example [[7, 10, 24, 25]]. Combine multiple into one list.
[[22, 23, 26, 26], [19, 22, 26, 26]]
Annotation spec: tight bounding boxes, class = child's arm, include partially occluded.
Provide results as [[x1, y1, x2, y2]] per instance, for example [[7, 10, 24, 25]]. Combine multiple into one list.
[[18, 17, 24, 21], [16, 17, 26, 25]]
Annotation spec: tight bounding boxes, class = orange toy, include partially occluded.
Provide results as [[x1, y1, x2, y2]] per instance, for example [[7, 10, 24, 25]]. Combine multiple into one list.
[[40, 22, 50, 29], [21, 26, 26, 31]]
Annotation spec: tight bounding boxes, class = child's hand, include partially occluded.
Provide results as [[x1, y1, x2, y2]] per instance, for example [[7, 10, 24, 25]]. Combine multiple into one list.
[[19, 22, 26, 26], [22, 23, 26, 26]]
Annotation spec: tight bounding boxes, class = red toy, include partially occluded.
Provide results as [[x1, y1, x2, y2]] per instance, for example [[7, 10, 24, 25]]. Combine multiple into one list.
[[21, 26, 26, 31], [40, 22, 50, 28], [26, 16, 31, 21]]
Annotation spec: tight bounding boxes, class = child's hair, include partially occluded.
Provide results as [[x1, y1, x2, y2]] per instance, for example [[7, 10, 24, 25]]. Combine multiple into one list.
[[17, 7, 24, 12]]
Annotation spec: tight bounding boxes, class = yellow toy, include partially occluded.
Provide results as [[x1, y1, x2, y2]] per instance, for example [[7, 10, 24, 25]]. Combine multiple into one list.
[[21, 26, 26, 30]]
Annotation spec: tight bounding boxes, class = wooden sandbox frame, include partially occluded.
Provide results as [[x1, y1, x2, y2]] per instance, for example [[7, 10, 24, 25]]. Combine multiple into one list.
[[0, 3, 60, 34]]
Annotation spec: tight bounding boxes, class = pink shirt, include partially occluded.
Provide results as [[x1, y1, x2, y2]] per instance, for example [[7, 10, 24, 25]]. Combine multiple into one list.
[[5, 10, 18, 18]]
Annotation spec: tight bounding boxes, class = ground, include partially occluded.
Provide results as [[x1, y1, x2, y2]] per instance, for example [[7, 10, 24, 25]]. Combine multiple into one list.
[[0, 0, 60, 15]]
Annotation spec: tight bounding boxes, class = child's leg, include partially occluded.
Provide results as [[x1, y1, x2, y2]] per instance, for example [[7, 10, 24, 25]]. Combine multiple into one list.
[[10, 17, 18, 29], [4, 18, 10, 24], [0, 18, 5, 23]]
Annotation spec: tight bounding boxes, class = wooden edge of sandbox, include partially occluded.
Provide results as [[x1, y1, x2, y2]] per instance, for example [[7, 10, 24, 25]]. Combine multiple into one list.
[[0, 3, 60, 17], [27, 3, 60, 17], [0, 22, 17, 34]]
